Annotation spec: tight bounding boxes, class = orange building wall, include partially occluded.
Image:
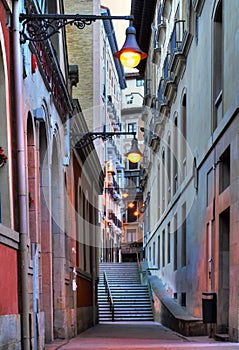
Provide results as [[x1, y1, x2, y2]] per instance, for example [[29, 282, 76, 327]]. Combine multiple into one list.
[[0, 244, 18, 314]]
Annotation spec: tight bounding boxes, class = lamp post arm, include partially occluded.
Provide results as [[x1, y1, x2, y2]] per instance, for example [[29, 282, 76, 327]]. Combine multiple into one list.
[[19, 13, 134, 43], [73, 131, 136, 149]]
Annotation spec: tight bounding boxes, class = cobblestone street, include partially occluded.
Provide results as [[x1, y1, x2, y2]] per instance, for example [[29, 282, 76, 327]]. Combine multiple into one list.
[[45, 322, 239, 350]]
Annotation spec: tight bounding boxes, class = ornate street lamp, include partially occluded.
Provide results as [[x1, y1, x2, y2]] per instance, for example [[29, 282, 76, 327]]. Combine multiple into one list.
[[74, 131, 142, 163], [19, 13, 147, 68]]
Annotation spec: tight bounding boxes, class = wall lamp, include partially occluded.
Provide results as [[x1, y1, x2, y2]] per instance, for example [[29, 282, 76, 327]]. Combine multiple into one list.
[[19, 13, 147, 68], [74, 131, 142, 163]]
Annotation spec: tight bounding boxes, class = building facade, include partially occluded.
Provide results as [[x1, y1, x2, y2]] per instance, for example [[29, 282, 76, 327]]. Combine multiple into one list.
[[121, 73, 145, 262], [0, 0, 103, 348], [0, 0, 20, 347], [133, 0, 239, 341]]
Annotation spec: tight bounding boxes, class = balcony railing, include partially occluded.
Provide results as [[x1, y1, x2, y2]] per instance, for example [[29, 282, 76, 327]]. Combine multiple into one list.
[[32, 40, 72, 122], [170, 20, 186, 53]]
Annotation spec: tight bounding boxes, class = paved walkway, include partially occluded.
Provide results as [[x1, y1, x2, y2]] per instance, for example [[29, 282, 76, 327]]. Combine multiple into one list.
[[45, 322, 239, 350]]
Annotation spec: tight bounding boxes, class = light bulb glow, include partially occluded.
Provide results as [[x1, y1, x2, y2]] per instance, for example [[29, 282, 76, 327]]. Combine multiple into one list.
[[127, 152, 141, 163], [122, 192, 129, 199], [120, 51, 141, 68]]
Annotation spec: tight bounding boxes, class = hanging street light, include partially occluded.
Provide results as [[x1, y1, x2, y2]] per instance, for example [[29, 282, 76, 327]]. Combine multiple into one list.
[[114, 26, 147, 68], [125, 137, 143, 163], [19, 13, 147, 68], [74, 131, 142, 163]]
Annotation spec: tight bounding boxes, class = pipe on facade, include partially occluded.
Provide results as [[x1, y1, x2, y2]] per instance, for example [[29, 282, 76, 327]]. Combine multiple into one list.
[[13, 2, 30, 349]]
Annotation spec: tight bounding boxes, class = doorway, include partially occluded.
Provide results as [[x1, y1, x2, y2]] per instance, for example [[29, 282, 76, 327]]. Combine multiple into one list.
[[218, 207, 230, 333]]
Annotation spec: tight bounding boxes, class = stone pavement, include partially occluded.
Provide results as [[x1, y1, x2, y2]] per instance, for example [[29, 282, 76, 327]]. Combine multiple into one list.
[[45, 322, 239, 350]]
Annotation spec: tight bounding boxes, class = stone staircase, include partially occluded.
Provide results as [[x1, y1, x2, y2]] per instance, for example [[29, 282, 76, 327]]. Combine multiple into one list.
[[98, 262, 154, 322]]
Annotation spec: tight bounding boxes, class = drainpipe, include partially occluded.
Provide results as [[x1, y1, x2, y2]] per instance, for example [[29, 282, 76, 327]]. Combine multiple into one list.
[[13, 2, 30, 349]]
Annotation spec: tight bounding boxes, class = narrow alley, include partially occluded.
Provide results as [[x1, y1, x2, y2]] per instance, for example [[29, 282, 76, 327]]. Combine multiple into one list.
[[45, 322, 239, 350]]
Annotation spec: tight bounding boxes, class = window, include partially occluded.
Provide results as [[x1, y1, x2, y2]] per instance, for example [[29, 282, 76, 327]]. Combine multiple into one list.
[[127, 229, 136, 242], [158, 235, 161, 269], [162, 229, 165, 267], [174, 214, 178, 271], [207, 168, 214, 206], [126, 95, 133, 104], [181, 292, 186, 307], [219, 146, 230, 193], [212, 0, 223, 130], [162, 149, 165, 212], [157, 164, 161, 217], [181, 93, 187, 180], [136, 79, 144, 87], [167, 135, 171, 203], [167, 222, 171, 264], [153, 242, 155, 265], [181, 203, 186, 267], [127, 122, 137, 134], [173, 116, 178, 195]]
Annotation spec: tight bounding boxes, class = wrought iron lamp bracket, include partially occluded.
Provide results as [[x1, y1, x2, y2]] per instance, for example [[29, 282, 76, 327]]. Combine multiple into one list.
[[74, 131, 136, 149], [19, 13, 133, 44]]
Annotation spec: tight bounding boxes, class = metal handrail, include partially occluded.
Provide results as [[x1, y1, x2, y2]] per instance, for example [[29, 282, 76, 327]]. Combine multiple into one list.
[[136, 254, 154, 308], [103, 271, 114, 321]]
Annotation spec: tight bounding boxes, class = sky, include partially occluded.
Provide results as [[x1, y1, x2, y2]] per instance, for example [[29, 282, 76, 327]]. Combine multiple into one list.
[[101, 0, 131, 48]]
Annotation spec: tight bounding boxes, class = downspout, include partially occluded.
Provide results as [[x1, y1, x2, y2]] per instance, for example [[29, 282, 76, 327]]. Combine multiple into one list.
[[13, 2, 30, 349]]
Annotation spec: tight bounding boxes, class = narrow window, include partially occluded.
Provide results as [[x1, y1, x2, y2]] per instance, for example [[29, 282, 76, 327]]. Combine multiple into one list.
[[158, 235, 161, 269], [181, 203, 186, 267], [167, 222, 171, 264], [173, 116, 178, 194], [212, 0, 223, 130], [174, 214, 178, 271], [181, 94, 187, 180], [207, 168, 214, 206], [167, 135, 171, 203], [162, 149, 165, 212], [153, 242, 156, 265], [162, 229, 165, 267], [219, 146, 230, 193], [181, 292, 186, 306]]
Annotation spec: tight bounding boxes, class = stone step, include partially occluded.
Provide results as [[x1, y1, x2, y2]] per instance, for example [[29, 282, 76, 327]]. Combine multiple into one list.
[[98, 262, 153, 323], [98, 301, 152, 306]]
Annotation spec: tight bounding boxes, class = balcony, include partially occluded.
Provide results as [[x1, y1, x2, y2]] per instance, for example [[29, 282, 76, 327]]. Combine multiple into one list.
[[107, 96, 120, 126], [107, 210, 122, 230], [143, 79, 152, 107], [168, 20, 193, 80], [162, 53, 177, 104], [31, 40, 72, 123], [158, 78, 170, 114]]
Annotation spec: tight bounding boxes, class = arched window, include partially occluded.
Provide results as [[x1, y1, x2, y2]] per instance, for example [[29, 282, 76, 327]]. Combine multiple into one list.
[[180, 93, 187, 180], [0, 42, 11, 226], [27, 114, 37, 245], [166, 134, 171, 204], [173, 114, 178, 194], [161, 149, 165, 213]]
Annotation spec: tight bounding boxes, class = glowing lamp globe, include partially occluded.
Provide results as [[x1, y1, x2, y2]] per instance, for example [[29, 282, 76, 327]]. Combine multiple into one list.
[[125, 138, 143, 163], [114, 26, 147, 69]]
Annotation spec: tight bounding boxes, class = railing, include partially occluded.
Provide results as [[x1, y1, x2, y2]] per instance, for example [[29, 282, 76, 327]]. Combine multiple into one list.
[[103, 271, 114, 321], [136, 256, 155, 309], [170, 20, 185, 53]]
